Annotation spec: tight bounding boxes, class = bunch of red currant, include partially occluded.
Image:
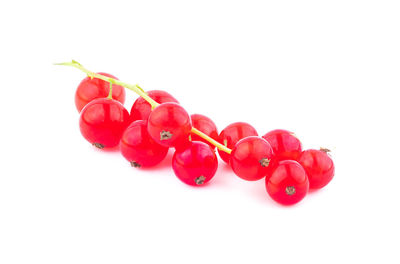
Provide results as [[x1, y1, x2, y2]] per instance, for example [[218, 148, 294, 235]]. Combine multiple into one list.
[[61, 60, 335, 206]]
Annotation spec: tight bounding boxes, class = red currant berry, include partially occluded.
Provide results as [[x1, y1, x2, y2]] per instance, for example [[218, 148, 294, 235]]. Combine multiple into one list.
[[218, 122, 258, 164], [147, 102, 192, 148], [121, 120, 169, 167], [79, 98, 130, 148], [262, 129, 302, 161], [172, 141, 218, 186], [266, 160, 309, 205], [190, 114, 219, 149], [130, 90, 178, 122], [298, 149, 335, 189], [75, 73, 125, 112], [230, 136, 275, 181]]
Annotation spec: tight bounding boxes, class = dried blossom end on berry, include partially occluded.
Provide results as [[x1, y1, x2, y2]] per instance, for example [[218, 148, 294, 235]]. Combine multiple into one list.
[[160, 130, 173, 140], [320, 147, 331, 153], [195, 176, 206, 185], [259, 158, 270, 167], [130, 161, 142, 168], [93, 142, 104, 149], [285, 186, 296, 195]]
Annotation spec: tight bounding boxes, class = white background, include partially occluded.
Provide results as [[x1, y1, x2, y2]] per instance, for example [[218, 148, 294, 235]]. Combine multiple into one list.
[[1, 0, 399, 263]]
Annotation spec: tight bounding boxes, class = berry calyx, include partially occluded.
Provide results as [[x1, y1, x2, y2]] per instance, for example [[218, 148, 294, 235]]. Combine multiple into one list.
[[93, 142, 105, 149], [195, 176, 206, 185], [79, 98, 130, 148], [259, 158, 270, 167], [130, 90, 178, 122], [230, 136, 275, 181], [147, 102, 192, 148], [218, 122, 258, 164], [121, 120, 169, 167], [172, 141, 218, 186], [190, 114, 219, 149], [266, 160, 309, 205], [298, 148, 335, 189], [131, 161, 141, 168], [75, 72, 125, 112], [262, 129, 302, 161]]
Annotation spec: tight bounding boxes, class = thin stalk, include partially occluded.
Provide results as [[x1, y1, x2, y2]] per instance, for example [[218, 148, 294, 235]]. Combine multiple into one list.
[[55, 60, 232, 154], [107, 82, 113, 99], [55, 60, 159, 109], [191, 128, 232, 154]]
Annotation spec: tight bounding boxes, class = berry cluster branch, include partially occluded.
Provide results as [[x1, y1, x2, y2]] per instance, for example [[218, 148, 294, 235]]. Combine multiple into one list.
[[191, 127, 231, 153], [107, 82, 113, 99], [55, 60, 159, 109], [55, 60, 232, 154]]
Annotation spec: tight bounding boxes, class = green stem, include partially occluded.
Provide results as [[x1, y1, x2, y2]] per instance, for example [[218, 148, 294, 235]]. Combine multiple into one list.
[[107, 82, 113, 99], [191, 128, 232, 154], [54, 60, 159, 109], [55, 60, 232, 154]]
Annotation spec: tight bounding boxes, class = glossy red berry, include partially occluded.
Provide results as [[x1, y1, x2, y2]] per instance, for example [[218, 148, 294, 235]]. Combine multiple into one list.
[[79, 98, 130, 148], [262, 129, 302, 161], [130, 90, 178, 122], [75, 73, 125, 112], [172, 141, 218, 186], [147, 102, 192, 148], [121, 120, 169, 167], [190, 114, 219, 149], [298, 149, 335, 189], [230, 136, 275, 181], [266, 160, 309, 205], [218, 122, 258, 164]]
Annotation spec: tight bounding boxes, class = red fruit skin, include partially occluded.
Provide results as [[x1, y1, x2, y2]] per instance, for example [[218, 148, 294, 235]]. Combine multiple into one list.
[[298, 149, 335, 189], [121, 120, 169, 167], [262, 129, 302, 161], [130, 90, 178, 122], [218, 122, 258, 164], [190, 114, 219, 149], [266, 160, 309, 205], [172, 141, 218, 186], [79, 98, 130, 148], [230, 136, 275, 181], [147, 102, 192, 148], [75, 72, 126, 112]]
